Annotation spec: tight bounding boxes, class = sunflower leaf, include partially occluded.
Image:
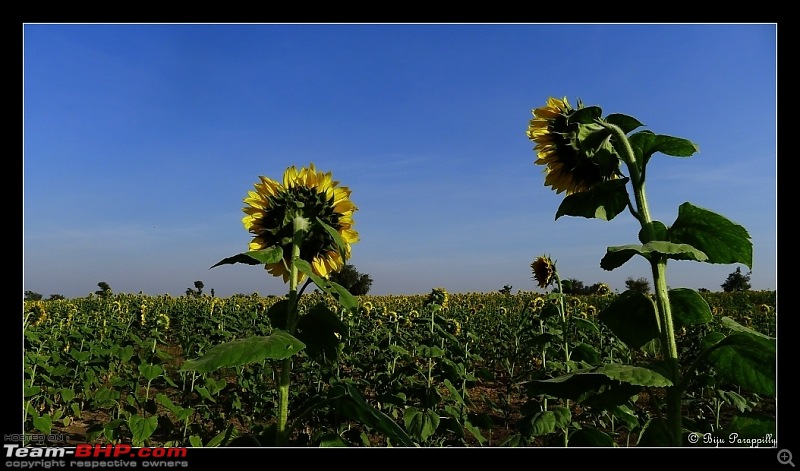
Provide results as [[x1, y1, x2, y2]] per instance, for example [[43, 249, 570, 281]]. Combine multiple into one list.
[[668, 202, 753, 269], [600, 242, 708, 271], [597, 291, 659, 350], [180, 331, 305, 373], [702, 332, 776, 395], [669, 288, 712, 328], [605, 113, 645, 135], [628, 131, 699, 167], [555, 179, 629, 221], [209, 247, 284, 269]]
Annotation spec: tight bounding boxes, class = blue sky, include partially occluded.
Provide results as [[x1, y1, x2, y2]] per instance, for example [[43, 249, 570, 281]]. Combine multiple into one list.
[[22, 23, 777, 299]]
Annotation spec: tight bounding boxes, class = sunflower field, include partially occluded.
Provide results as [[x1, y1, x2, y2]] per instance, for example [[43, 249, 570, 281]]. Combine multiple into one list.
[[22, 289, 776, 447]]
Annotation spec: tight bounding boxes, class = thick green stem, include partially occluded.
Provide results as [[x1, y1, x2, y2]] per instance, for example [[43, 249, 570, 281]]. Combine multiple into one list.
[[602, 121, 682, 446], [276, 218, 303, 446]]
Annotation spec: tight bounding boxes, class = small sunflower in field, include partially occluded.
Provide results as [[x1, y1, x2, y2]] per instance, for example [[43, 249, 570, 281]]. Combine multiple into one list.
[[242, 163, 359, 282], [531, 256, 556, 289], [425, 288, 449, 310], [526, 96, 622, 195], [594, 283, 611, 295], [448, 319, 461, 336]]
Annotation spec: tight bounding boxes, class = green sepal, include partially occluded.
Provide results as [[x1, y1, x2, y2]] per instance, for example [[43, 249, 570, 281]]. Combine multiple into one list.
[[668, 202, 753, 269], [598, 291, 659, 350], [555, 178, 630, 221], [569, 105, 603, 123], [179, 330, 306, 373], [209, 246, 284, 269], [600, 241, 708, 271]]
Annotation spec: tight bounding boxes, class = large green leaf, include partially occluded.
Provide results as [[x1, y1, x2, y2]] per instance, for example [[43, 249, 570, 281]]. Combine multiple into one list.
[[180, 331, 305, 373], [526, 364, 669, 410], [404, 407, 440, 442], [128, 414, 158, 442], [32, 415, 52, 435], [600, 241, 708, 271], [555, 179, 630, 221], [209, 246, 284, 269], [594, 364, 672, 387], [720, 316, 773, 340], [703, 332, 775, 395], [668, 202, 753, 269], [598, 291, 659, 350], [138, 363, 163, 382], [669, 288, 712, 327], [519, 410, 556, 437], [628, 130, 699, 167]]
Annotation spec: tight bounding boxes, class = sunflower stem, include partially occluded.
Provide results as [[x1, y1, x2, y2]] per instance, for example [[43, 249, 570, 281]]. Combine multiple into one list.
[[554, 273, 570, 448], [276, 217, 304, 446], [605, 122, 682, 446]]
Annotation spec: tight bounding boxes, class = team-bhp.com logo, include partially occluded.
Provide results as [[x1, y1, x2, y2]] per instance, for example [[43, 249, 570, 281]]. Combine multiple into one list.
[[5, 443, 189, 468]]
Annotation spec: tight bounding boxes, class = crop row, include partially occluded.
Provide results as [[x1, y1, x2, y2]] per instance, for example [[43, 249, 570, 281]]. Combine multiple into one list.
[[22, 289, 776, 447]]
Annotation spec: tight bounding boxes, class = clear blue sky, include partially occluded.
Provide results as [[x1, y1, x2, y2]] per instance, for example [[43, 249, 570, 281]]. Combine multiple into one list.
[[22, 23, 777, 298]]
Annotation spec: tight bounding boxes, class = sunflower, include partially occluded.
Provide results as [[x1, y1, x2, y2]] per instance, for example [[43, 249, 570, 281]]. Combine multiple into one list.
[[242, 163, 359, 282], [531, 256, 556, 289], [527, 96, 621, 195], [424, 287, 449, 310]]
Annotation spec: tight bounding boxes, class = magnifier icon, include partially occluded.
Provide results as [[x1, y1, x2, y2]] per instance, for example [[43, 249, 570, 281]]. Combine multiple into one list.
[[779, 449, 795, 467]]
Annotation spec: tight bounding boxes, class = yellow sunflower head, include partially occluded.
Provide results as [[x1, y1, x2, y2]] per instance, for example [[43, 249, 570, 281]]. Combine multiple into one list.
[[527, 96, 622, 195], [531, 256, 556, 289], [242, 163, 359, 283], [424, 287, 449, 310]]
